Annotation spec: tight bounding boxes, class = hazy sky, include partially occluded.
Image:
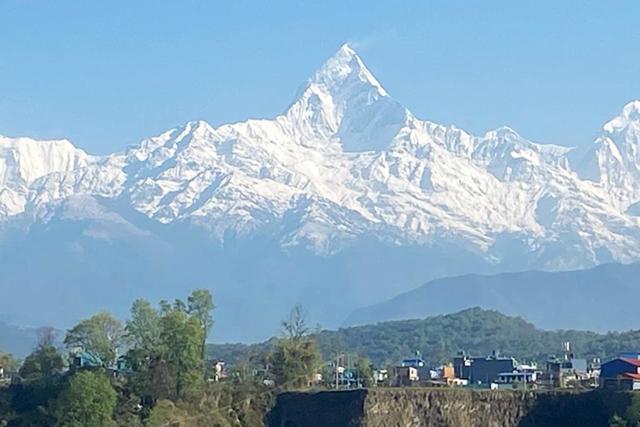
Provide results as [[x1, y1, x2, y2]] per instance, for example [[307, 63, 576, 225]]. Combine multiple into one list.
[[1, 0, 639, 154]]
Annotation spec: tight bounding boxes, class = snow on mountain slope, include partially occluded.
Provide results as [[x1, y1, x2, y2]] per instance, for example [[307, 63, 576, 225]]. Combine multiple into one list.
[[576, 101, 640, 209], [0, 136, 96, 216], [2, 44, 640, 270]]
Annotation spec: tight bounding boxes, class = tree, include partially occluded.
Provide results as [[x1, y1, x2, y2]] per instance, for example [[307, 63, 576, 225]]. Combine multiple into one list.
[[355, 357, 374, 388], [19, 345, 65, 382], [124, 294, 211, 402], [159, 303, 204, 399], [0, 351, 17, 375], [55, 371, 117, 427], [37, 327, 57, 348], [271, 305, 321, 389], [124, 299, 163, 400], [609, 414, 627, 427], [147, 358, 175, 402], [282, 304, 310, 341], [624, 393, 640, 426], [126, 299, 161, 352], [125, 299, 161, 372], [187, 289, 215, 362], [64, 312, 124, 367]]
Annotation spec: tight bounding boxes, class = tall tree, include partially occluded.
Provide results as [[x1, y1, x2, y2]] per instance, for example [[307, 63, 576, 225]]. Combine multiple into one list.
[[281, 304, 310, 341], [125, 299, 162, 399], [159, 303, 204, 399], [37, 327, 57, 348], [20, 327, 64, 381], [271, 305, 321, 389], [64, 312, 124, 367], [19, 345, 65, 382], [187, 289, 215, 361], [355, 357, 374, 388], [126, 299, 161, 354], [55, 371, 117, 427]]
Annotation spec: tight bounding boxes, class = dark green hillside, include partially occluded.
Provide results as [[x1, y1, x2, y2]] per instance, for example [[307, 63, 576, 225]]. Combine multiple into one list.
[[209, 308, 640, 367]]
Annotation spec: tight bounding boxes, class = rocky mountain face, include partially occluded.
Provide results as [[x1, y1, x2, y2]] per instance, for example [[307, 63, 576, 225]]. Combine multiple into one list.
[[1, 44, 640, 340]]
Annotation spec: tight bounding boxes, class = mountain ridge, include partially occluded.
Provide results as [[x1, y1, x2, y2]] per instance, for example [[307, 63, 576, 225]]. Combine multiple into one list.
[[345, 262, 640, 331], [2, 44, 640, 339]]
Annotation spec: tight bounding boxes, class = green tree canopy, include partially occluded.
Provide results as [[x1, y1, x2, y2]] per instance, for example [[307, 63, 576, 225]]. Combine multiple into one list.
[[19, 345, 65, 382], [271, 305, 321, 389], [55, 370, 117, 427], [0, 351, 17, 374], [159, 302, 204, 399], [126, 299, 161, 352], [355, 357, 374, 388], [64, 312, 124, 367], [124, 299, 163, 400], [187, 289, 215, 362]]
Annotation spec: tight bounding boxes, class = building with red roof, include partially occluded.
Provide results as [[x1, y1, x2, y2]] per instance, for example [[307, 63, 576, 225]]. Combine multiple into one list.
[[600, 357, 640, 390]]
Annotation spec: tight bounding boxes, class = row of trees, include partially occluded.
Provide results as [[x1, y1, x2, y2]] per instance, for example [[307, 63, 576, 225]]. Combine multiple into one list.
[[0, 289, 215, 426], [1, 291, 339, 426], [126, 292, 213, 402]]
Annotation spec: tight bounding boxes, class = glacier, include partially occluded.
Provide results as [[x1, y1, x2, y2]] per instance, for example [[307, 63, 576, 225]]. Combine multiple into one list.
[[1, 44, 640, 340]]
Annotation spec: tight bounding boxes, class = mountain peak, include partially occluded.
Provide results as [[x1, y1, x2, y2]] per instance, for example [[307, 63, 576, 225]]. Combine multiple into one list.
[[307, 43, 387, 97], [284, 43, 406, 151], [603, 100, 640, 133], [334, 43, 357, 61], [484, 126, 521, 140]]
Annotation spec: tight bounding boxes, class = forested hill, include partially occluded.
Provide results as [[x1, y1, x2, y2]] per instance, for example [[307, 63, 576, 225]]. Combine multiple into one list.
[[208, 308, 640, 367]]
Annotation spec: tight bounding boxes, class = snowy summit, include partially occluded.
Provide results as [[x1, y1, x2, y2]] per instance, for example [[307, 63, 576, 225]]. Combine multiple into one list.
[[2, 45, 640, 338], [2, 45, 640, 266]]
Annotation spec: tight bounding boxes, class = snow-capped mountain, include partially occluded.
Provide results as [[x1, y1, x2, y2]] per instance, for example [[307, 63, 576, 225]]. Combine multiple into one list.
[[2, 44, 640, 340], [577, 101, 640, 207], [0, 136, 96, 216]]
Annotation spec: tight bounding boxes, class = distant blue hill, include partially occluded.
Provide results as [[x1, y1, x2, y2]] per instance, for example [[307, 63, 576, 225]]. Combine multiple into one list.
[[0, 322, 39, 358], [345, 263, 640, 332]]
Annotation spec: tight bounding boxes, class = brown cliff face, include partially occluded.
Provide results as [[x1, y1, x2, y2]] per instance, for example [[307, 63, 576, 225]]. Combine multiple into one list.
[[267, 388, 632, 427]]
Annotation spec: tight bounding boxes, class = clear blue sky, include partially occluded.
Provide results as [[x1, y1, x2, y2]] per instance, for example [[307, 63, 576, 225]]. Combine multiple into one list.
[[1, 0, 639, 154]]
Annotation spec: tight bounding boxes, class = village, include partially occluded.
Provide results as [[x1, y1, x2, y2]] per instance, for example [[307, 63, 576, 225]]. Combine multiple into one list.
[[3, 342, 640, 393], [200, 341, 640, 393], [363, 343, 640, 392], [3, 332, 640, 425]]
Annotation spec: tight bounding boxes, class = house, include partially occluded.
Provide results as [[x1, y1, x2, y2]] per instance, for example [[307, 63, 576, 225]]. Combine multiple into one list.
[[620, 352, 640, 360], [600, 357, 640, 390], [440, 364, 455, 381], [470, 356, 516, 384], [435, 364, 467, 386], [110, 355, 133, 377], [454, 351, 516, 385], [73, 351, 103, 369], [543, 341, 589, 388], [453, 352, 472, 380], [393, 366, 418, 386], [211, 360, 226, 382], [117, 356, 130, 372], [402, 353, 430, 380], [546, 356, 588, 387], [402, 357, 425, 368], [495, 371, 537, 389], [374, 369, 388, 384]]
